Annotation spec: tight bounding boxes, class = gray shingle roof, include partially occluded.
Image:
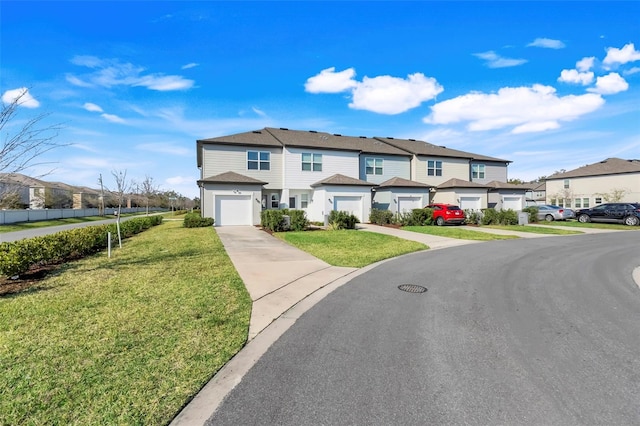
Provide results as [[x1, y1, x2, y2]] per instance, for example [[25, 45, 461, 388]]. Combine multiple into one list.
[[373, 137, 510, 163], [198, 171, 267, 185], [198, 129, 282, 147], [485, 180, 533, 190], [377, 176, 433, 189], [437, 178, 488, 189], [310, 174, 375, 187], [547, 158, 640, 179], [264, 128, 411, 156]]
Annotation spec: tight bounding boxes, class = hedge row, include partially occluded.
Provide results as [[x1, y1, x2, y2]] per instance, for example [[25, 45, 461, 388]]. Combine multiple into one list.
[[0, 216, 163, 278], [183, 212, 214, 228]]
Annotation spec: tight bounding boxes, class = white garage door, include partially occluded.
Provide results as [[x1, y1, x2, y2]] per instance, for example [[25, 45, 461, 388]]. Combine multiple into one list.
[[460, 196, 482, 210], [398, 196, 422, 213], [215, 195, 252, 226], [503, 196, 522, 211], [334, 196, 362, 221]]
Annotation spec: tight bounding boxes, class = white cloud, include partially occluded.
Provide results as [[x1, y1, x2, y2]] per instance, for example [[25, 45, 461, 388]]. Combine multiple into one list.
[[83, 102, 103, 112], [136, 143, 191, 156], [252, 106, 267, 117], [101, 113, 125, 123], [304, 67, 357, 93], [527, 38, 565, 49], [68, 56, 195, 91], [587, 72, 629, 95], [424, 84, 605, 134], [576, 57, 595, 72], [558, 69, 594, 85], [2, 87, 40, 108], [625, 67, 640, 76], [473, 51, 527, 68], [181, 63, 199, 70], [349, 73, 443, 114], [305, 68, 443, 114], [603, 43, 640, 66], [166, 175, 195, 185]]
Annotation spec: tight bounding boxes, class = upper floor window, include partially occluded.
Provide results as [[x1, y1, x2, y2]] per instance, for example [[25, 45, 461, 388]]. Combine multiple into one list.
[[472, 164, 485, 179], [248, 150, 270, 170], [563, 179, 570, 189], [365, 157, 383, 175], [302, 153, 322, 171], [427, 160, 442, 176]]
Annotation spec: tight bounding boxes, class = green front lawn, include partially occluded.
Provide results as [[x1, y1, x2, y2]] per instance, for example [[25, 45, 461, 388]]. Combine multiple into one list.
[[0, 221, 251, 425], [402, 225, 520, 240], [486, 225, 583, 235], [275, 229, 427, 267], [535, 221, 640, 230]]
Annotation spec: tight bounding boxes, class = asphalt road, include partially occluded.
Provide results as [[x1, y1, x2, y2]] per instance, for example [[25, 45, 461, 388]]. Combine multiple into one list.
[[208, 232, 640, 425]]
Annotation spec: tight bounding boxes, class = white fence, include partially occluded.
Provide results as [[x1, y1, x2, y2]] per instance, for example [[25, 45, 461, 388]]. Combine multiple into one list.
[[0, 207, 162, 225]]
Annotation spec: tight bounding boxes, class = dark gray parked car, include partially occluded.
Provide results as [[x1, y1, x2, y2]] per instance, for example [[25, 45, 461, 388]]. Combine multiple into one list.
[[575, 203, 640, 226]]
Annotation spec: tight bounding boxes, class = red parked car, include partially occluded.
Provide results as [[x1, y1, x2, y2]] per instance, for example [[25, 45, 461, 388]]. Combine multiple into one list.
[[426, 203, 466, 226]]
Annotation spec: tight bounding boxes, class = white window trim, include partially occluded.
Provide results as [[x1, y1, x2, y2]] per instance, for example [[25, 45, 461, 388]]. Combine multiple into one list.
[[247, 150, 270, 171], [427, 159, 442, 177], [302, 153, 322, 172], [365, 157, 383, 175], [472, 163, 485, 179]]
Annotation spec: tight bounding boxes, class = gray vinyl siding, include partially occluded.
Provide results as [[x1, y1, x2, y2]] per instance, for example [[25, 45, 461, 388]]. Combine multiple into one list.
[[415, 156, 470, 186], [359, 155, 411, 184], [201, 144, 283, 189], [471, 161, 508, 184]]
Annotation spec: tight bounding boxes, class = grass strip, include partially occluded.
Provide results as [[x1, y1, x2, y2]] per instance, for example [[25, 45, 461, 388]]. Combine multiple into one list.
[[0, 221, 251, 425], [486, 225, 583, 235], [403, 225, 519, 240], [534, 221, 639, 230], [275, 229, 427, 267]]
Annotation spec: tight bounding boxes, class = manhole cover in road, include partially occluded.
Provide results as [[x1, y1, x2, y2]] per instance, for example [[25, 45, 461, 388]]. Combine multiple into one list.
[[398, 284, 427, 293]]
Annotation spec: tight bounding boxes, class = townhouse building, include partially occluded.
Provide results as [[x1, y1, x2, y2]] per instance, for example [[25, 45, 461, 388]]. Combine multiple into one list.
[[197, 128, 515, 226]]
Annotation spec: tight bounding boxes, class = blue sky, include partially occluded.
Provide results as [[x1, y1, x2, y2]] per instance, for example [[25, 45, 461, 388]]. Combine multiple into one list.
[[2, 1, 639, 198]]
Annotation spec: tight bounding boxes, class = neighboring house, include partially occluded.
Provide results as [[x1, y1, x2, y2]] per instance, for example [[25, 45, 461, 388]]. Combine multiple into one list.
[[196, 128, 513, 226], [545, 158, 640, 208], [432, 178, 489, 210], [0, 173, 32, 207], [525, 181, 546, 206], [486, 181, 532, 211]]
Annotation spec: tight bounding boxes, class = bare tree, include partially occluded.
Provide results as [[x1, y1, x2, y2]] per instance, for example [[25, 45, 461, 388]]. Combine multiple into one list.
[[111, 169, 131, 248], [1, 88, 65, 175], [135, 174, 160, 215]]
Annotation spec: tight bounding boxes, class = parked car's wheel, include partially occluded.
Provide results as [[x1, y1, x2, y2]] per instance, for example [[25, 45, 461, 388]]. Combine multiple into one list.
[[578, 214, 591, 223], [545, 214, 554, 222], [623, 215, 639, 226], [436, 216, 445, 226]]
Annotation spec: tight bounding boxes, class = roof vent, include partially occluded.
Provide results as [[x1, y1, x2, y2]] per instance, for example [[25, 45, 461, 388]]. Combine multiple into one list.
[[309, 130, 317, 133], [334, 133, 342, 136], [409, 138, 416, 141], [280, 127, 289, 131], [360, 136, 367, 138], [440, 145, 447, 148], [252, 131, 262, 134], [388, 137, 394, 139]]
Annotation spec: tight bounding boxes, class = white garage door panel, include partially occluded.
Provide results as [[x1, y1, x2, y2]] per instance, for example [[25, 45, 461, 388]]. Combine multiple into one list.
[[503, 196, 522, 211], [215, 195, 252, 226], [334, 196, 362, 221], [398, 196, 422, 213], [460, 196, 481, 210]]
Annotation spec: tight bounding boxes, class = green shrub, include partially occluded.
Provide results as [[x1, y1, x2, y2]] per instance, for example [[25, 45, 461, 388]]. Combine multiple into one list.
[[480, 208, 518, 225], [183, 212, 214, 228], [481, 208, 498, 225], [261, 209, 286, 232], [522, 206, 539, 223], [288, 210, 308, 231], [328, 210, 359, 230], [0, 216, 163, 278], [369, 208, 393, 225], [465, 209, 482, 225]]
